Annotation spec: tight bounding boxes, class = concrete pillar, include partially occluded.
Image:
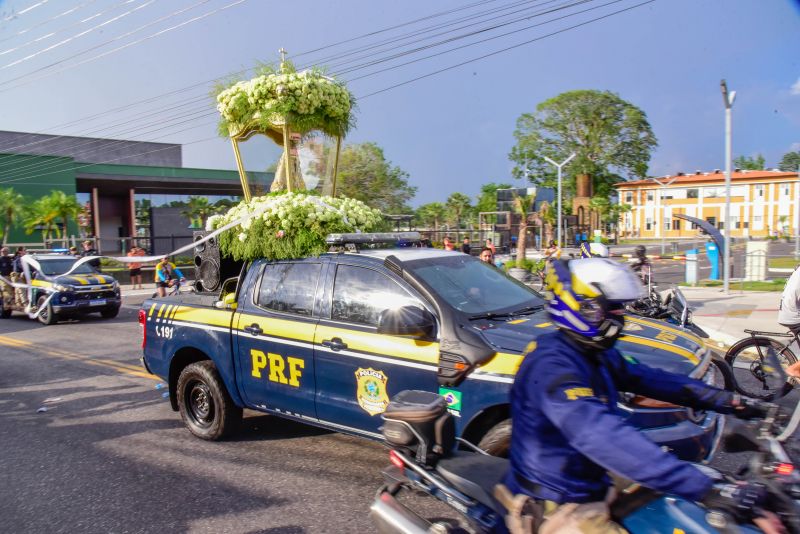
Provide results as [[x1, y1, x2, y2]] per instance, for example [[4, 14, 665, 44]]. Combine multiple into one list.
[[91, 187, 101, 253], [128, 188, 136, 240]]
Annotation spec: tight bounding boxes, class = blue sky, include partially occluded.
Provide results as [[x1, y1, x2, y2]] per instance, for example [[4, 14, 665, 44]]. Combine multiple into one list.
[[0, 0, 798, 206]]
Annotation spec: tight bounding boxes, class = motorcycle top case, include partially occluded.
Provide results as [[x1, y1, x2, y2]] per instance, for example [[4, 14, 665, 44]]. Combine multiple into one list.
[[381, 390, 455, 466]]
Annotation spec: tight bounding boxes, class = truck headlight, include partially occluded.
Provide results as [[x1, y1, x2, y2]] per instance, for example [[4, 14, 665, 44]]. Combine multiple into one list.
[[54, 284, 74, 292]]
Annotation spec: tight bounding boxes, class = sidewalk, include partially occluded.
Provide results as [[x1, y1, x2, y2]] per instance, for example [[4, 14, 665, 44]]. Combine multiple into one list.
[[679, 286, 783, 350]]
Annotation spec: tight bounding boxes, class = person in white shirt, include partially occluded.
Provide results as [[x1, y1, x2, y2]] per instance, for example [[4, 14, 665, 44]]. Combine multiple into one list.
[[779, 266, 800, 378]]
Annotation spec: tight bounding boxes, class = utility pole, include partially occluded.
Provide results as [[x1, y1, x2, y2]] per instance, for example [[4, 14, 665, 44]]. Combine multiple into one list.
[[721, 80, 736, 294], [652, 176, 678, 256], [796, 164, 800, 258], [543, 153, 576, 248]]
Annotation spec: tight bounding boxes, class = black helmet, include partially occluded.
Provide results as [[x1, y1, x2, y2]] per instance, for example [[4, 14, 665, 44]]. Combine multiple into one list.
[[635, 245, 647, 258]]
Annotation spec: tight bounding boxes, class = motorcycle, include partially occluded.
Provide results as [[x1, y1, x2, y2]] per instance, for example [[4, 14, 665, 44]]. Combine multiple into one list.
[[370, 351, 800, 534], [627, 283, 710, 340]]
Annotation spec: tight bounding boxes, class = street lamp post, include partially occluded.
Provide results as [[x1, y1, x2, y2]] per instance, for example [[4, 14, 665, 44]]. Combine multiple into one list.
[[721, 80, 736, 294], [652, 176, 678, 256], [543, 153, 576, 248], [796, 164, 800, 259]]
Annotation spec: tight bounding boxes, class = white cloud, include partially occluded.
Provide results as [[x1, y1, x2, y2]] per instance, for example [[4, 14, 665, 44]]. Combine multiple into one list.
[[792, 77, 800, 96], [791, 142, 800, 152]]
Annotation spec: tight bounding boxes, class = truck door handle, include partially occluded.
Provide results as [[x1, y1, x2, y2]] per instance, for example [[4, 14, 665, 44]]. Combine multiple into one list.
[[244, 323, 263, 336], [321, 337, 347, 351]]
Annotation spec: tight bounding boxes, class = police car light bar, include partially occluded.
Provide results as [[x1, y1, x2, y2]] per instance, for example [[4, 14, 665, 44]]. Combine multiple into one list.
[[325, 232, 421, 245]]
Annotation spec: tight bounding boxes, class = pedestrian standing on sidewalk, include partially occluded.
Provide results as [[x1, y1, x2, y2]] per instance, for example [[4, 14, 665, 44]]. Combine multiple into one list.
[[127, 244, 146, 290]]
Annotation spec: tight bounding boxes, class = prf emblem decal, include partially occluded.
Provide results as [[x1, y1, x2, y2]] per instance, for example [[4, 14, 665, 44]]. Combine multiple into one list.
[[355, 368, 389, 416]]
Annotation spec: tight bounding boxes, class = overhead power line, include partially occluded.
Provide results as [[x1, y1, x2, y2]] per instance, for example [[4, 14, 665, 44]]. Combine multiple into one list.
[[359, 0, 655, 99], [2, 0, 213, 76], [0, 0, 656, 185], [0, 0, 251, 89], [0, 0, 97, 46], [0, 0, 155, 70], [0, 0, 577, 171], [1, 0, 50, 22], [0, 0, 509, 150]]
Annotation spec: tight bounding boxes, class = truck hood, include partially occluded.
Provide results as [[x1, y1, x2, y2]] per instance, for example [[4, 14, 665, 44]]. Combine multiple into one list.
[[475, 312, 703, 376], [53, 273, 116, 287]]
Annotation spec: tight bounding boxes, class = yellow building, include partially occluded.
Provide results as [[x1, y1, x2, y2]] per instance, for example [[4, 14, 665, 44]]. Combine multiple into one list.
[[615, 169, 800, 239]]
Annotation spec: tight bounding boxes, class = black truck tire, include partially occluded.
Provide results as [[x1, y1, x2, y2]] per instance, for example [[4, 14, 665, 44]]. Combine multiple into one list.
[[177, 361, 242, 440], [100, 306, 120, 319], [477, 418, 512, 457], [36, 295, 57, 325]]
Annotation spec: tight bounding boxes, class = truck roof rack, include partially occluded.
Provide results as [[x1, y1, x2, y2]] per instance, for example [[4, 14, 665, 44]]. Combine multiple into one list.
[[326, 232, 421, 252]]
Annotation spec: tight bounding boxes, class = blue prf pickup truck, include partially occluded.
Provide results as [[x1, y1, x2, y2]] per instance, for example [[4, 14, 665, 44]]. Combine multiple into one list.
[[140, 238, 723, 460]]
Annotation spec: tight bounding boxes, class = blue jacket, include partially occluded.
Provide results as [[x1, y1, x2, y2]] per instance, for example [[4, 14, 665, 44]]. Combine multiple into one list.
[[504, 331, 736, 504]]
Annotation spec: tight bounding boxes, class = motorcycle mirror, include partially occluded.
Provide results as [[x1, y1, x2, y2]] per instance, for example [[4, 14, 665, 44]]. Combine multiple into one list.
[[722, 420, 763, 453]]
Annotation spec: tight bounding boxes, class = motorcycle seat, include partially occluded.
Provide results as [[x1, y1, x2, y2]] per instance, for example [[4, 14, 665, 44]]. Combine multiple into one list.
[[435, 452, 509, 510]]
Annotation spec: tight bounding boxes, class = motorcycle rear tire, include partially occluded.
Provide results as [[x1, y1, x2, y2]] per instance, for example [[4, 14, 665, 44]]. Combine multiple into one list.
[[477, 419, 511, 457]]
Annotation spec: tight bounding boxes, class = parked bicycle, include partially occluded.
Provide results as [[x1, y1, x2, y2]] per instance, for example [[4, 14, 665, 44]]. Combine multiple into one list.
[[725, 328, 799, 400]]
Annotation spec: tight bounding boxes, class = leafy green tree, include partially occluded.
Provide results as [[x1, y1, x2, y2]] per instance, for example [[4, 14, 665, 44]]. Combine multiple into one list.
[[475, 182, 512, 224], [445, 192, 472, 239], [778, 151, 800, 172], [589, 197, 631, 244], [733, 154, 765, 170], [509, 90, 657, 196], [0, 188, 24, 245], [415, 202, 447, 232], [336, 142, 416, 213]]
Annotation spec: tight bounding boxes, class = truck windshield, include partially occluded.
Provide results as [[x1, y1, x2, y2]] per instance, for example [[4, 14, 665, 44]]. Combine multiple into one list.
[[36, 259, 95, 276], [405, 255, 544, 314]]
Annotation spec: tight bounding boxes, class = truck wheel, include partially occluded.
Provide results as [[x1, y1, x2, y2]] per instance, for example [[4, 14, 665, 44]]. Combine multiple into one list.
[[36, 295, 57, 325], [101, 306, 120, 319], [478, 419, 512, 457], [177, 361, 242, 440]]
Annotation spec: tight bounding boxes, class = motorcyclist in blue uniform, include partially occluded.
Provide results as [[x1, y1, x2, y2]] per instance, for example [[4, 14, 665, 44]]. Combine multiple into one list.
[[501, 258, 773, 533]]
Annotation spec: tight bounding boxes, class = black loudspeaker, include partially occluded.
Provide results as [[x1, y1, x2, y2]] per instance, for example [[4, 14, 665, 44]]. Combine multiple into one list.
[[193, 231, 243, 292]]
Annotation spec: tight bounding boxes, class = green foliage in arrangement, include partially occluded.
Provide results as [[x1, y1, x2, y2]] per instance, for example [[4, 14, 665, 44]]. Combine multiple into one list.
[[207, 192, 382, 261], [215, 61, 355, 139]]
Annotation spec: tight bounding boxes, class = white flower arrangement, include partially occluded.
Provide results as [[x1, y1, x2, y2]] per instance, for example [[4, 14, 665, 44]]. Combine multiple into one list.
[[215, 62, 354, 139], [209, 192, 382, 261]]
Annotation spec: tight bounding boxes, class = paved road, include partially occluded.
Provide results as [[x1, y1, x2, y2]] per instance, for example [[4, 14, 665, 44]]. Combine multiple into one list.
[[0, 297, 393, 534], [0, 293, 792, 533]]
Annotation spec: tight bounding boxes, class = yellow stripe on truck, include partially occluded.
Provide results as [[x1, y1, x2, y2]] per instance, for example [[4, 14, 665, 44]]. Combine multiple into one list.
[[314, 324, 439, 365], [626, 315, 704, 347], [477, 352, 523, 376], [619, 334, 699, 364]]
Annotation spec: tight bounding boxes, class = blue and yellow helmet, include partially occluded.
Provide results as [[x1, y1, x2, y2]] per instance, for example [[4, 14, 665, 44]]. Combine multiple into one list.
[[545, 258, 645, 349]]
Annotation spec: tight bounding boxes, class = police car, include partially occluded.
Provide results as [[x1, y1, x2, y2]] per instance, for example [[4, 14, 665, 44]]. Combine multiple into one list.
[[140, 233, 723, 461], [0, 254, 121, 325]]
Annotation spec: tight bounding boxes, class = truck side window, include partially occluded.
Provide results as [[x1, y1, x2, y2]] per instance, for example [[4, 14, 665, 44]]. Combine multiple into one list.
[[257, 263, 321, 316], [331, 265, 419, 326]]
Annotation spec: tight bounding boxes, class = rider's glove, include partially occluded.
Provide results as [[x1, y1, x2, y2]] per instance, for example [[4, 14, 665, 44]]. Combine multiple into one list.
[[732, 395, 775, 420], [702, 481, 766, 521]]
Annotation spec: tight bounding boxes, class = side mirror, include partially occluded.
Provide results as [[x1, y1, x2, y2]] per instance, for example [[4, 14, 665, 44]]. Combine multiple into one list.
[[377, 306, 436, 339]]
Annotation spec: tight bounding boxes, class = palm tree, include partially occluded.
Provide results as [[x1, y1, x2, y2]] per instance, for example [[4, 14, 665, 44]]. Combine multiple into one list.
[[181, 196, 216, 228], [23, 196, 59, 243], [446, 193, 472, 241], [50, 190, 81, 244], [0, 188, 24, 245], [415, 202, 446, 233], [511, 193, 536, 262], [538, 201, 555, 247]]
